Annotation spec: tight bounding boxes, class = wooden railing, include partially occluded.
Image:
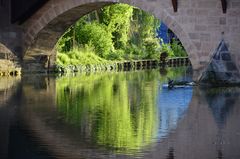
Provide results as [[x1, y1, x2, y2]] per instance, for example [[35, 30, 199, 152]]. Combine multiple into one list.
[[116, 57, 190, 71]]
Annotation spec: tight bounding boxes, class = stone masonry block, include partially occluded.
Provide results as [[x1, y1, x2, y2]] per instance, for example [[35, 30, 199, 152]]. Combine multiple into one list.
[[228, 9, 240, 16], [197, 1, 216, 8], [219, 17, 226, 25], [193, 41, 201, 50], [199, 56, 210, 64], [231, 26, 240, 32], [201, 42, 213, 52], [164, 16, 173, 26], [47, 9, 57, 22], [189, 33, 200, 40], [43, 12, 51, 23], [39, 17, 48, 28], [207, 16, 219, 25], [195, 25, 207, 31], [208, 10, 220, 16], [200, 33, 211, 41], [197, 17, 207, 23], [53, 5, 63, 16], [195, 9, 209, 16], [188, 17, 197, 23], [227, 18, 238, 25], [186, 9, 194, 16], [208, 25, 221, 31], [231, 2, 240, 8], [221, 26, 230, 33]]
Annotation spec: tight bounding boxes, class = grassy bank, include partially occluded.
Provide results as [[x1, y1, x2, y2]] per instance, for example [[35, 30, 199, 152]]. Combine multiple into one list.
[[56, 48, 119, 73]]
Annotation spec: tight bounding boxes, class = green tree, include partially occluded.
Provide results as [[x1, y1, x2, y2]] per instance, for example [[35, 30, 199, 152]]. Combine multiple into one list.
[[57, 27, 74, 52], [56, 3, 187, 68], [170, 38, 187, 57], [74, 22, 113, 58], [100, 4, 133, 50], [128, 8, 161, 59]]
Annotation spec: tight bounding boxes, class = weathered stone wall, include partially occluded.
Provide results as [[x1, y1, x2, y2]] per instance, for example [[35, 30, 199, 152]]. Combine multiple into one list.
[[0, 0, 24, 60], [0, 0, 240, 80]]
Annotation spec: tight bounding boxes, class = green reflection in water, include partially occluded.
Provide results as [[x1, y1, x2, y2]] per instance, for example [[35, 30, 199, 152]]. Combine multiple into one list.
[[56, 68, 187, 153]]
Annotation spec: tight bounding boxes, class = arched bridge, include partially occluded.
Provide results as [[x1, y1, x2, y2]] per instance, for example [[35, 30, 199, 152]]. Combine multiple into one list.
[[0, 0, 240, 80]]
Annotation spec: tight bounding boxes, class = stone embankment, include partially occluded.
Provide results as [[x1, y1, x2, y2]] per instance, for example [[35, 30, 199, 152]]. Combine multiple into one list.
[[0, 57, 190, 75], [56, 57, 190, 73]]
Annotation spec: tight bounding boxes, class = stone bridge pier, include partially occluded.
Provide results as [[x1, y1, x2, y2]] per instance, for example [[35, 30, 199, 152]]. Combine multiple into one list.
[[0, 0, 240, 81], [0, 1, 23, 67]]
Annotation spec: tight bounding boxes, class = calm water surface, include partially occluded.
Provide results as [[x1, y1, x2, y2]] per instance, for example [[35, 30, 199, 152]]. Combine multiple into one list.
[[0, 67, 240, 159]]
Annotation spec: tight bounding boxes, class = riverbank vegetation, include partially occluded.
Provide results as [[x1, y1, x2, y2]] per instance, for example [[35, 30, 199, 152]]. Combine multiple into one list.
[[56, 3, 187, 72]]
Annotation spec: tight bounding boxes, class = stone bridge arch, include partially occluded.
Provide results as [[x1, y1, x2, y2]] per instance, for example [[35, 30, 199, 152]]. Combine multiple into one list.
[[22, 0, 199, 72], [21, 0, 240, 80]]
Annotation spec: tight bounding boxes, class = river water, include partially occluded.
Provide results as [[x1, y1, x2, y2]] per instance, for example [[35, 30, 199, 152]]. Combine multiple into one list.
[[0, 67, 240, 159]]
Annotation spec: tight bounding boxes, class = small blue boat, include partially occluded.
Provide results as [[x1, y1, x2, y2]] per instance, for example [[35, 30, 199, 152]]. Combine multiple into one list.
[[162, 82, 195, 89]]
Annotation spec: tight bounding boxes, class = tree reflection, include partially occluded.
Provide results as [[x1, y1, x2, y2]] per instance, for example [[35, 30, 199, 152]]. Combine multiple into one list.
[[56, 71, 159, 152], [56, 68, 187, 153]]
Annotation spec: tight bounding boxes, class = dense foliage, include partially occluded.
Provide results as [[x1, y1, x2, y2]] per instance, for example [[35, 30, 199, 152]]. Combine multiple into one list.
[[56, 3, 187, 68]]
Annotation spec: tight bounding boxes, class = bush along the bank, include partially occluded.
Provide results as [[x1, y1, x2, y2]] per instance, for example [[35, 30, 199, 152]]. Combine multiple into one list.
[[55, 47, 120, 73], [56, 3, 187, 73]]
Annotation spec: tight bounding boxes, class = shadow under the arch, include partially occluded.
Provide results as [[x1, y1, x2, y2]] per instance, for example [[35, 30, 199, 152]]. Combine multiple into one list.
[[0, 77, 21, 159]]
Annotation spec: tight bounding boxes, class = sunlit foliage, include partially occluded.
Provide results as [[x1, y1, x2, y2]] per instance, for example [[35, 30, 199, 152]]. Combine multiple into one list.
[[56, 3, 187, 68]]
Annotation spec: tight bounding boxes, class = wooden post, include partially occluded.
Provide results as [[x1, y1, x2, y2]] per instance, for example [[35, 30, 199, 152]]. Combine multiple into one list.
[[172, 0, 178, 12], [221, 0, 227, 14]]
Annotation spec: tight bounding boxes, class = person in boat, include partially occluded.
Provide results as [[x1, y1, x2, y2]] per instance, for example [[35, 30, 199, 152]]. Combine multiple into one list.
[[168, 78, 174, 89]]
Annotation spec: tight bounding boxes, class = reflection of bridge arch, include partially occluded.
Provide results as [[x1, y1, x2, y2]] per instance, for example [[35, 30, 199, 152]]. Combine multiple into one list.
[[143, 88, 240, 159], [21, 82, 193, 158], [144, 88, 219, 159], [19, 84, 240, 159], [22, 112, 126, 159], [19, 75, 193, 158], [20, 74, 159, 158], [23, 0, 198, 71]]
